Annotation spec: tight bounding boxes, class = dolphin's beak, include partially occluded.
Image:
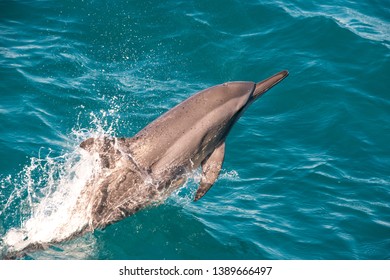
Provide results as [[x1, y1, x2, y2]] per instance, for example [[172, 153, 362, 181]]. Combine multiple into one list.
[[252, 70, 289, 99]]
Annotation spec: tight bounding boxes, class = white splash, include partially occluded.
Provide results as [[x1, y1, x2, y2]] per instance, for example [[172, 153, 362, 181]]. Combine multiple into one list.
[[0, 111, 116, 257], [0, 147, 101, 254]]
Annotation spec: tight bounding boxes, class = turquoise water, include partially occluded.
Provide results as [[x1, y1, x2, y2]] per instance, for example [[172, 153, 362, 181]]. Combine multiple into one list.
[[0, 0, 389, 259]]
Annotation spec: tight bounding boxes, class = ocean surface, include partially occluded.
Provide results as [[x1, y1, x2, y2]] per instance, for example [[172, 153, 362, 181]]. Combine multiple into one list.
[[0, 0, 389, 260]]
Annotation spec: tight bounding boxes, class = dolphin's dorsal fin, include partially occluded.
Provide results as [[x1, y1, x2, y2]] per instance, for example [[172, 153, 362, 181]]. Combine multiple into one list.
[[80, 136, 118, 152], [79, 136, 120, 168], [194, 142, 225, 201], [80, 137, 96, 152]]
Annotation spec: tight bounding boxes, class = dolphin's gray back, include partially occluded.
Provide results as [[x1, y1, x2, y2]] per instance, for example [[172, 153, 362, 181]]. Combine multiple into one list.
[[127, 82, 255, 176]]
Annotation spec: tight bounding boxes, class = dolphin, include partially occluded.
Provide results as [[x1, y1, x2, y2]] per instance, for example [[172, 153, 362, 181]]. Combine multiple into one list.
[[2, 70, 288, 259], [78, 70, 289, 230]]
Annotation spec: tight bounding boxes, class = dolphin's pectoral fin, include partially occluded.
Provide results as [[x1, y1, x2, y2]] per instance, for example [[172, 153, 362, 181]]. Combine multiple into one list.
[[194, 142, 225, 201]]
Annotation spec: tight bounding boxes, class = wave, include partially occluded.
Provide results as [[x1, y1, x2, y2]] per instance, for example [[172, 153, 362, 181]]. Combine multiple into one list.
[[277, 1, 390, 48]]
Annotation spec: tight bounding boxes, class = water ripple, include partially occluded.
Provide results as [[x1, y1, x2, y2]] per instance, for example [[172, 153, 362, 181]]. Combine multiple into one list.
[[276, 1, 390, 48]]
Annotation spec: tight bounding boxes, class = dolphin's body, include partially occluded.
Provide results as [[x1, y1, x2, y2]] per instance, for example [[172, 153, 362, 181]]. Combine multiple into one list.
[[2, 70, 288, 259], [79, 70, 288, 230]]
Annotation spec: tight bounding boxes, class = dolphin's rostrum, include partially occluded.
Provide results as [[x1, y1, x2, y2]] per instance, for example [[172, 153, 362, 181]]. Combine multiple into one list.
[[79, 70, 289, 230]]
